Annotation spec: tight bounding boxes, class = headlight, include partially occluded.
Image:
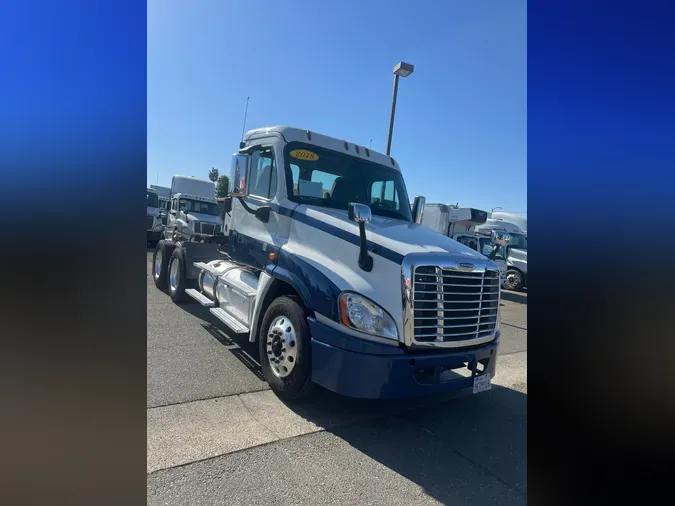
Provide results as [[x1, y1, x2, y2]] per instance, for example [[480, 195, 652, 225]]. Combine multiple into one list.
[[339, 292, 398, 340]]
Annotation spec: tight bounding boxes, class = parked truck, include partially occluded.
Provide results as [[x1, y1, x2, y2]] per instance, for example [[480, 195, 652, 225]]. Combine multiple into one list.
[[490, 211, 527, 236], [475, 218, 527, 291], [164, 175, 224, 242], [421, 204, 510, 282], [147, 188, 163, 247], [152, 126, 509, 401], [150, 184, 171, 217]]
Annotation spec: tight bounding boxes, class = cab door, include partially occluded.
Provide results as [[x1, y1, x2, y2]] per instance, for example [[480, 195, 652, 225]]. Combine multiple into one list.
[[227, 143, 285, 269]]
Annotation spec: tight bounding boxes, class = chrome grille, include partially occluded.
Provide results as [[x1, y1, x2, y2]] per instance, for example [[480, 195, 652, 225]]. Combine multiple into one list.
[[147, 215, 155, 230], [197, 223, 221, 235], [412, 266, 500, 345]]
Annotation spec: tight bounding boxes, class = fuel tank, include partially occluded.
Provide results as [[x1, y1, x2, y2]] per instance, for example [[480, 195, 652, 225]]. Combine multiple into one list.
[[197, 259, 259, 326]]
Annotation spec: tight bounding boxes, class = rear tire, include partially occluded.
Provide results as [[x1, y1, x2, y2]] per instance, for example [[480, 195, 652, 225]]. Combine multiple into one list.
[[503, 268, 524, 291], [152, 241, 170, 289], [259, 296, 315, 402], [167, 248, 188, 303]]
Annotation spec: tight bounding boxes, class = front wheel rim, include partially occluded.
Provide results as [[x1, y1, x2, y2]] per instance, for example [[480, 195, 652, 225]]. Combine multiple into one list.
[[154, 250, 162, 280], [169, 258, 180, 291], [505, 273, 519, 289], [266, 316, 298, 378]]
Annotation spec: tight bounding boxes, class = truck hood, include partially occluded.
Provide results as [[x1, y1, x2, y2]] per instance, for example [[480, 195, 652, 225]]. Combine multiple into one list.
[[301, 206, 488, 264], [186, 212, 221, 225]]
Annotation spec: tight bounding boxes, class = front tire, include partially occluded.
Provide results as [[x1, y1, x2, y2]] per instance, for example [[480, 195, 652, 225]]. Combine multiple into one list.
[[503, 268, 524, 291], [258, 296, 315, 402], [152, 241, 170, 289], [167, 248, 188, 303]]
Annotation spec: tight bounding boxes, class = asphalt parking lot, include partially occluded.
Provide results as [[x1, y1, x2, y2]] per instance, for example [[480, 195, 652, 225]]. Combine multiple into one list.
[[147, 250, 527, 505]]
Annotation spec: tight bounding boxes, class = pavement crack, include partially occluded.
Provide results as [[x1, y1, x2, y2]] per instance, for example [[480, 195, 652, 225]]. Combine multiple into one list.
[[501, 322, 527, 331], [236, 394, 282, 440], [394, 412, 527, 497], [498, 350, 527, 357], [147, 388, 269, 410]]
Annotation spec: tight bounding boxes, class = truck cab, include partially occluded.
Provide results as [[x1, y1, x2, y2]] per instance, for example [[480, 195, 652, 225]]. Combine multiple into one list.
[[164, 176, 223, 242], [152, 126, 504, 401], [475, 219, 527, 291], [147, 188, 162, 247]]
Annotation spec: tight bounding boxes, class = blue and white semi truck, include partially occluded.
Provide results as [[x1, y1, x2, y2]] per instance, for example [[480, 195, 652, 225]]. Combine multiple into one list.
[[152, 126, 507, 401]]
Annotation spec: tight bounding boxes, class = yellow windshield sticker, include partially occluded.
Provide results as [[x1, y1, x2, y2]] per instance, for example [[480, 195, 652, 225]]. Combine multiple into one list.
[[290, 149, 319, 161]]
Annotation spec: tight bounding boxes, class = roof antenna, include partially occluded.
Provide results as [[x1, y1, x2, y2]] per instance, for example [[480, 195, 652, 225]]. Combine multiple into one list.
[[240, 96, 250, 143]]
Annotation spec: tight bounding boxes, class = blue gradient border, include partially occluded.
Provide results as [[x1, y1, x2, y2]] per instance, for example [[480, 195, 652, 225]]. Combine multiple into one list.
[[529, 0, 674, 504]]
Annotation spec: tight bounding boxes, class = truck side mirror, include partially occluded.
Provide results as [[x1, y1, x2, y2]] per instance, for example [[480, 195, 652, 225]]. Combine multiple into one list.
[[491, 230, 511, 247], [348, 203, 373, 272], [223, 196, 232, 214], [348, 203, 372, 224], [411, 195, 426, 224], [230, 153, 251, 195]]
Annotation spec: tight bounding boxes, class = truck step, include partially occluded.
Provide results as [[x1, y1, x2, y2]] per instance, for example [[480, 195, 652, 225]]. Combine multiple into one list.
[[193, 262, 222, 276], [210, 308, 250, 334], [185, 289, 216, 307], [222, 277, 257, 299]]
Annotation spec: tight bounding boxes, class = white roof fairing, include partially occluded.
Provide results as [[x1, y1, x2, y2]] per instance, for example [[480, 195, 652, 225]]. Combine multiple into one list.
[[243, 126, 402, 173]]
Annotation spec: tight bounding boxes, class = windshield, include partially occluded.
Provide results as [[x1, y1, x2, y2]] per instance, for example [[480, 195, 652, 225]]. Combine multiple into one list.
[[283, 142, 412, 222], [509, 233, 527, 249], [178, 199, 220, 216], [147, 191, 159, 208]]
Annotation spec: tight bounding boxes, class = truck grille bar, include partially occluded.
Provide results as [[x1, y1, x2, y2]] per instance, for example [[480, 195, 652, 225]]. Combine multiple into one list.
[[411, 266, 500, 345], [196, 222, 222, 236]]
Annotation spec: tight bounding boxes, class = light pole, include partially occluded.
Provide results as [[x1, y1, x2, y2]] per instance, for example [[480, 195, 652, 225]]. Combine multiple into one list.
[[385, 61, 414, 156]]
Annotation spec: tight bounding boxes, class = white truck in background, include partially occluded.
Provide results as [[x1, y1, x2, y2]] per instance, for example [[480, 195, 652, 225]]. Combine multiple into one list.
[[475, 218, 527, 291], [164, 176, 224, 242], [490, 211, 527, 236], [151, 184, 171, 215], [147, 188, 163, 247], [421, 204, 509, 283]]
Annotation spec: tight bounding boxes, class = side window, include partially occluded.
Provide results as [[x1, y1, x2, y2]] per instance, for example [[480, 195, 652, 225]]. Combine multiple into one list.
[[248, 147, 276, 199], [480, 238, 505, 260], [171, 198, 177, 212], [457, 236, 478, 251]]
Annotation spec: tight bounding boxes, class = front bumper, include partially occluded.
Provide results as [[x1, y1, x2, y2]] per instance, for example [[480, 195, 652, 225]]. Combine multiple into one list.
[[309, 318, 499, 399]]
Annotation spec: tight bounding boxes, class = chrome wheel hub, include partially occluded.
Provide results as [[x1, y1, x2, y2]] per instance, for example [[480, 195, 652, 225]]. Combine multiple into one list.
[[154, 250, 162, 279], [266, 316, 298, 378], [169, 258, 179, 291]]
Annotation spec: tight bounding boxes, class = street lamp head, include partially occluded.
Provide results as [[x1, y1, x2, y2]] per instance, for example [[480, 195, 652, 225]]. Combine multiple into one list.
[[393, 61, 414, 77]]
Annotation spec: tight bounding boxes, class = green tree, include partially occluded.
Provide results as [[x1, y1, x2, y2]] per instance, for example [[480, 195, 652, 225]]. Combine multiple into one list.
[[208, 167, 219, 183], [215, 175, 230, 198]]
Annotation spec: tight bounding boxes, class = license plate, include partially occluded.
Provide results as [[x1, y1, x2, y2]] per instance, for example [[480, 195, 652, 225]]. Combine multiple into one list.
[[473, 373, 492, 394]]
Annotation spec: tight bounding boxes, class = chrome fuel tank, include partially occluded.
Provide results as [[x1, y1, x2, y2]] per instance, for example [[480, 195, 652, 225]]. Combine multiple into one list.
[[198, 259, 238, 300], [197, 259, 259, 327]]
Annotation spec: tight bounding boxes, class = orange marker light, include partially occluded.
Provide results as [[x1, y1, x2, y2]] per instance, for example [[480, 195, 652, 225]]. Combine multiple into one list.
[[268, 252, 277, 261], [339, 294, 351, 326]]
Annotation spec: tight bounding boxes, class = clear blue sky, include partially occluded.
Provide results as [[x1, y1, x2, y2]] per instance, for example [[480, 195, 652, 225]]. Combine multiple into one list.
[[148, 0, 526, 214]]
